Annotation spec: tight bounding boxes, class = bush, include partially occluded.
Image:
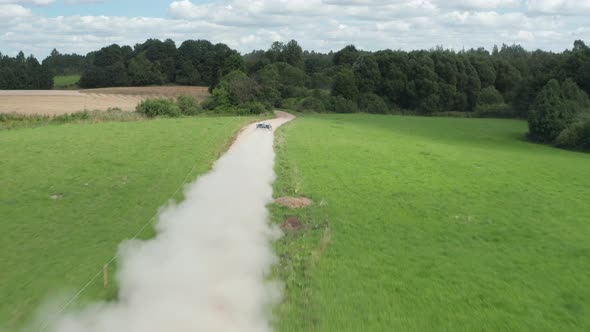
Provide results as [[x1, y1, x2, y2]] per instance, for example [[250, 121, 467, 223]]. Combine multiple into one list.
[[200, 97, 217, 111], [528, 79, 588, 142], [177, 96, 202, 116], [136, 98, 181, 118], [475, 103, 515, 118], [358, 93, 389, 114], [235, 101, 270, 115], [331, 96, 358, 113], [296, 97, 326, 112], [281, 85, 310, 99], [556, 118, 590, 150], [280, 98, 300, 110]]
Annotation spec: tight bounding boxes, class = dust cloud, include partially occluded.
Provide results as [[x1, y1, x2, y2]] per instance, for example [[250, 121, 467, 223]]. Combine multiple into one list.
[[43, 114, 293, 332]]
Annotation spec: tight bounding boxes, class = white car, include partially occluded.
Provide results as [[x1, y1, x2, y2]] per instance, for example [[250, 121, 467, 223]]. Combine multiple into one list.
[[256, 122, 272, 130]]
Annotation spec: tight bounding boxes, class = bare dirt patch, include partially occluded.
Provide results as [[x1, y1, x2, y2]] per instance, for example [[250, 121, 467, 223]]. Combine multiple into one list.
[[275, 196, 313, 208], [0, 86, 209, 115], [282, 217, 304, 232]]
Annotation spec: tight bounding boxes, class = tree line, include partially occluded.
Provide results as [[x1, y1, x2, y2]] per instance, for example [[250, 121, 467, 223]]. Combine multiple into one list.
[[78, 39, 243, 88], [1, 38, 589, 149], [206, 39, 590, 150], [0, 52, 53, 89], [43, 49, 88, 76]]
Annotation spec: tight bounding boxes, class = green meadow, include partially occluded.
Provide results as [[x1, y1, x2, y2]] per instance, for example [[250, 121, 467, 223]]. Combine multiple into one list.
[[272, 114, 590, 331], [0, 117, 252, 328], [52, 75, 81, 90]]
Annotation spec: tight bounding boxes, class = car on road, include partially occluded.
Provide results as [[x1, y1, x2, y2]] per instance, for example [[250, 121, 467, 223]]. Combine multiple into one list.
[[256, 122, 272, 130]]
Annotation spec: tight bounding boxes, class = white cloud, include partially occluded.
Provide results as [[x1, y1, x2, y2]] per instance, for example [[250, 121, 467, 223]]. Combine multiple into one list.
[[0, 0, 55, 5], [0, 4, 31, 17], [0, 0, 589, 58], [527, 0, 590, 14], [435, 0, 521, 10]]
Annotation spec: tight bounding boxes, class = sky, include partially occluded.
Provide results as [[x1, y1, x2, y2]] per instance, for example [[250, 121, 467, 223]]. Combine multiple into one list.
[[0, 0, 589, 59]]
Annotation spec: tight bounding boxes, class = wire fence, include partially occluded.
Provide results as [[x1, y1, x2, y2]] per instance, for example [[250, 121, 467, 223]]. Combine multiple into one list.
[[37, 118, 241, 332]]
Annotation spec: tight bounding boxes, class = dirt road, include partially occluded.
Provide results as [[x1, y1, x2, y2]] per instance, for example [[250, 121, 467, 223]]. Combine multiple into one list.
[[47, 111, 294, 332], [233, 111, 295, 145]]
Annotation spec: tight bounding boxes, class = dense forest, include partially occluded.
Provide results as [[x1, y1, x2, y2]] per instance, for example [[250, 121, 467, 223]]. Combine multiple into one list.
[[205, 39, 590, 150], [0, 52, 53, 89], [78, 39, 243, 88], [42, 49, 88, 76], [1, 38, 589, 149]]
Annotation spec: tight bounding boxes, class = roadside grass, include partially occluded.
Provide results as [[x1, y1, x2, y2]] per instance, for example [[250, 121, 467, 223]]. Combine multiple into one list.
[[0, 109, 145, 130], [53, 75, 80, 90], [271, 114, 590, 331], [0, 108, 267, 131], [0, 116, 255, 329]]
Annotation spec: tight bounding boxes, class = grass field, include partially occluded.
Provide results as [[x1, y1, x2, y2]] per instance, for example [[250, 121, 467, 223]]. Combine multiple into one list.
[[272, 114, 590, 331], [53, 75, 81, 90], [0, 116, 254, 329]]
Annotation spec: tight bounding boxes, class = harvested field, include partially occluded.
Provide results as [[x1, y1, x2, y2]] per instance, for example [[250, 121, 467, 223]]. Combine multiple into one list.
[[0, 86, 209, 115], [81, 86, 209, 98]]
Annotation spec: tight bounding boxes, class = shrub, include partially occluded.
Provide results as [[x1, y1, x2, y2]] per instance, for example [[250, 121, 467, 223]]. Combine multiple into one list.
[[136, 98, 181, 118], [235, 101, 270, 115], [358, 93, 389, 114], [475, 103, 515, 118], [297, 97, 326, 112], [200, 97, 217, 111], [331, 96, 358, 113], [283, 86, 310, 99], [556, 117, 590, 150], [280, 98, 299, 110], [177, 95, 202, 116], [528, 79, 589, 142]]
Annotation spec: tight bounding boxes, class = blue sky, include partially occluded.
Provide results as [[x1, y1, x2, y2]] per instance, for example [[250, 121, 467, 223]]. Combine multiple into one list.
[[1, 1, 589, 59], [31, 0, 191, 17]]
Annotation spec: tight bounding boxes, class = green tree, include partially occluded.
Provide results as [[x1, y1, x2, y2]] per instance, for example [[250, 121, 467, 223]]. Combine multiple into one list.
[[479, 86, 504, 105], [358, 93, 389, 114], [333, 45, 360, 66], [406, 53, 439, 113], [564, 41, 590, 94], [176, 60, 201, 86], [528, 79, 590, 142], [210, 70, 258, 107], [494, 59, 521, 102], [331, 96, 358, 113], [470, 56, 496, 88], [127, 53, 163, 86], [332, 68, 359, 100], [353, 55, 381, 93], [375, 50, 408, 108], [283, 40, 304, 68]]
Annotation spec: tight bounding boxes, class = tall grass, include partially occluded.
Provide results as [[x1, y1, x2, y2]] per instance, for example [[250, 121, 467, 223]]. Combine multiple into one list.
[[272, 114, 590, 331], [0, 109, 145, 130]]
